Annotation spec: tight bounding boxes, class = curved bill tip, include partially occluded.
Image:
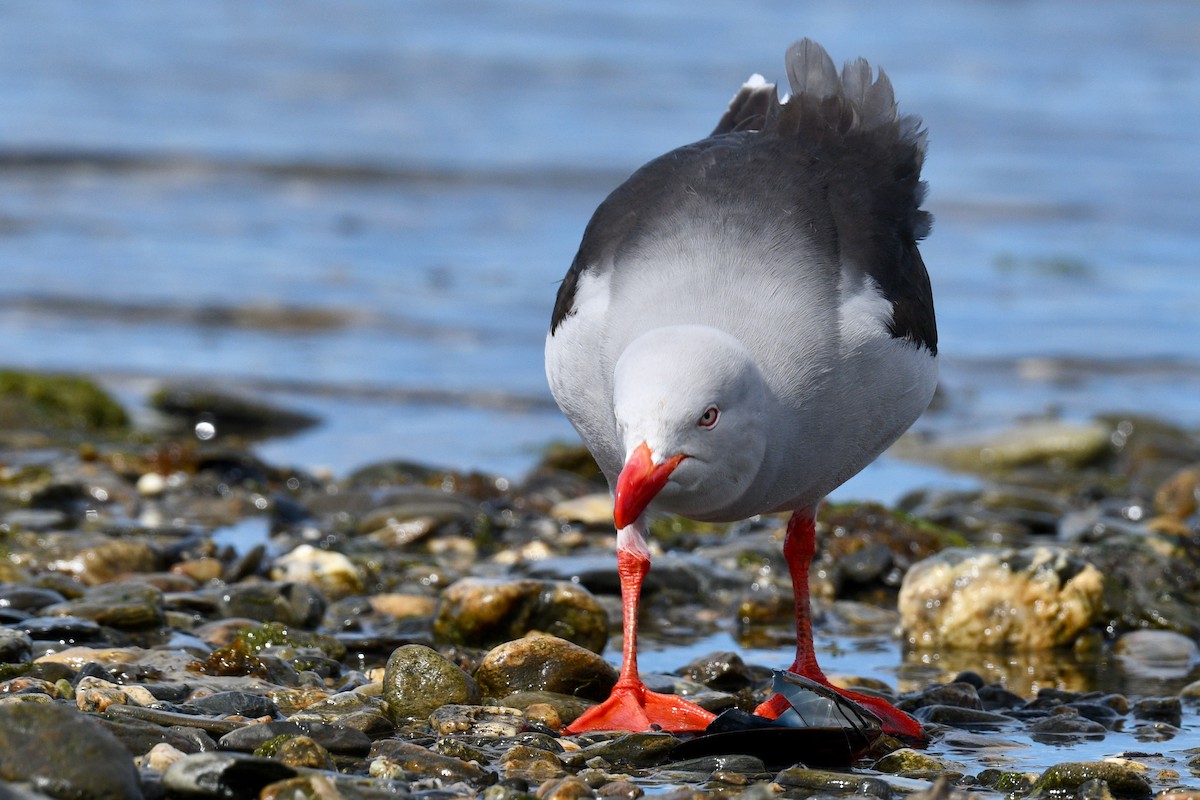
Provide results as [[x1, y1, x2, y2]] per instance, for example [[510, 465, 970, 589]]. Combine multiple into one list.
[[614, 442, 685, 529]]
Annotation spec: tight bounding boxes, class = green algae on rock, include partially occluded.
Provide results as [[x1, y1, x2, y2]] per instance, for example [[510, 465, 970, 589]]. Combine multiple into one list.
[[0, 370, 129, 436], [1031, 761, 1153, 798]]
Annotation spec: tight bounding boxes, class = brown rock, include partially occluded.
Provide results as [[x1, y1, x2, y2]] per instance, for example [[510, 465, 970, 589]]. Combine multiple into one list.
[[475, 634, 617, 701], [434, 577, 609, 653]]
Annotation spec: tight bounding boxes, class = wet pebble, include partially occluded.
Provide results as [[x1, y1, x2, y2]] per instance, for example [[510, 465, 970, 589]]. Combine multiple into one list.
[[774, 765, 893, 798], [0, 701, 143, 799], [0, 627, 33, 662], [1026, 710, 1110, 741], [1132, 696, 1183, 727], [270, 544, 365, 600], [433, 577, 609, 653], [370, 739, 491, 783], [383, 643, 481, 721], [217, 581, 326, 628], [161, 750, 298, 798], [220, 718, 371, 754], [188, 689, 280, 718], [475, 634, 618, 702]]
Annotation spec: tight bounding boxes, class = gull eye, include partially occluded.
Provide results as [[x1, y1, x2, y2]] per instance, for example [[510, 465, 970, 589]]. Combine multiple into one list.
[[697, 405, 720, 429]]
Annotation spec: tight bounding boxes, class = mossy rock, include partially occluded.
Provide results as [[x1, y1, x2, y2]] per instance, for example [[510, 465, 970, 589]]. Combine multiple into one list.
[[0, 370, 128, 434], [1031, 761, 1152, 798], [536, 441, 604, 483]]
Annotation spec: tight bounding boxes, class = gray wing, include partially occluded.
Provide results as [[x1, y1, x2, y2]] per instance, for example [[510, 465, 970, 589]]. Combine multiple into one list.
[[549, 38, 935, 355]]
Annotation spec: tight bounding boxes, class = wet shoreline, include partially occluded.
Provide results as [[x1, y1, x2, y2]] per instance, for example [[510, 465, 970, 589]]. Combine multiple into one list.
[[1, 373, 1199, 798]]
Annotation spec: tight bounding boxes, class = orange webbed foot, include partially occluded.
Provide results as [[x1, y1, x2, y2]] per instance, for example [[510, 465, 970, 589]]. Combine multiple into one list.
[[566, 681, 716, 734]]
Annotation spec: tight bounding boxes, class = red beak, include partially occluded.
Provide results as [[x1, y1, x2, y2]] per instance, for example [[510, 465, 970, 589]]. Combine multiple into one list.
[[613, 442, 686, 529]]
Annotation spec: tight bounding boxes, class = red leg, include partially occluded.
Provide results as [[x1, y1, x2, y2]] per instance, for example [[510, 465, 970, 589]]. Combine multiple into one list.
[[565, 536, 715, 734], [754, 510, 924, 740]]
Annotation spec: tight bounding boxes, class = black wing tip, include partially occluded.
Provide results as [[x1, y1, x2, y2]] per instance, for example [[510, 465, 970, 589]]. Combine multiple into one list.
[[549, 266, 580, 335], [712, 39, 932, 247], [778, 38, 932, 248], [779, 38, 923, 141]]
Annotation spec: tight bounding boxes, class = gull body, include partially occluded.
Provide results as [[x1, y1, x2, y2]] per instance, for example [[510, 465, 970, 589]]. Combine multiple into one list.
[[545, 38, 937, 737]]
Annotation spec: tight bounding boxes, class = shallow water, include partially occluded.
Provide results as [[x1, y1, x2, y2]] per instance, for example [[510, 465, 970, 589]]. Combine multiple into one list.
[[637, 628, 1200, 784], [3, 3, 1200, 784]]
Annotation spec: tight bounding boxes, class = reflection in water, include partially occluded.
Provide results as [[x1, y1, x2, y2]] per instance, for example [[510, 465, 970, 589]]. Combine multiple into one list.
[[901, 647, 1103, 697]]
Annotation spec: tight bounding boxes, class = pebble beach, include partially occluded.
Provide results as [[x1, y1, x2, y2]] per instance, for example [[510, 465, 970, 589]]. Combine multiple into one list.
[[1, 375, 1199, 799]]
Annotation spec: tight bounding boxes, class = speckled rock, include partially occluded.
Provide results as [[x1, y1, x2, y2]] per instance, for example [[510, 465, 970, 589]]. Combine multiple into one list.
[[474, 633, 618, 702], [874, 748, 968, 777], [382, 643, 481, 721], [0, 701, 144, 799], [433, 577, 609, 653], [1031, 761, 1152, 798], [270, 544, 365, 600], [899, 546, 1104, 649]]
